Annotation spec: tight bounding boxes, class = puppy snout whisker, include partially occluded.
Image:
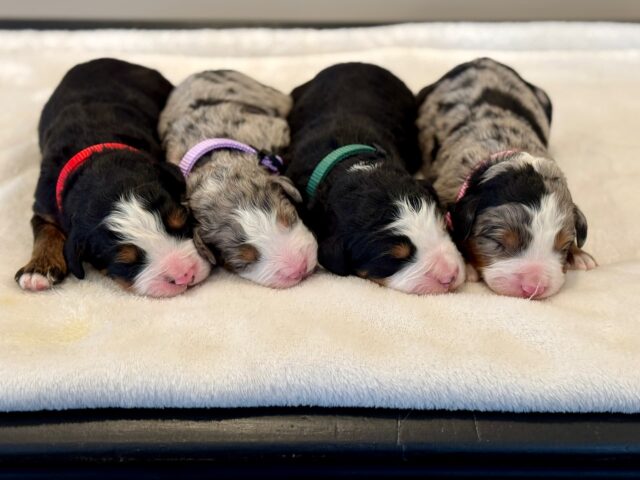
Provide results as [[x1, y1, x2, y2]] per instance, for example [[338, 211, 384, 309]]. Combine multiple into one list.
[[523, 279, 544, 300]]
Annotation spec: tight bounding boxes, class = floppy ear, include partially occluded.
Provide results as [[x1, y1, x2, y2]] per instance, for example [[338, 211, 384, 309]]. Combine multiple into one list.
[[573, 204, 588, 248], [270, 175, 303, 203], [318, 235, 349, 276], [63, 230, 86, 279], [450, 195, 480, 244], [192, 227, 218, 266], [158, 162, 187, 198]]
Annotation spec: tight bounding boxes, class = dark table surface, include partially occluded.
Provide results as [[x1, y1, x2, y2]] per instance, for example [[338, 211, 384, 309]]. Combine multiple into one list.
[[1, 407, 639, 478]]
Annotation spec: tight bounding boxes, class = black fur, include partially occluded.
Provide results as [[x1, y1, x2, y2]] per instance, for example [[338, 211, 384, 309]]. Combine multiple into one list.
[[33, 58, 185, 284], [286, 62, 440, 278], [449, 159, 546, 245]]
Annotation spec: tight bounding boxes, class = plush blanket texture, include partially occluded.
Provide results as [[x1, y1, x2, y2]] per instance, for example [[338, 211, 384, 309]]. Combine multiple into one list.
[[0, 23, 639, 413]]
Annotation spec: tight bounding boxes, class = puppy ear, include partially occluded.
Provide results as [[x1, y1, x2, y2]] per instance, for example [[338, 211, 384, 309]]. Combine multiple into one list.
[[63, 230, 86, 279], [193, 227, 218, 265], [270, 175, 303, 203], [158, 162, 187, 198], [450, 195, 479, 243], [573, 204, 588, 248], [318, 235, 349, 276]]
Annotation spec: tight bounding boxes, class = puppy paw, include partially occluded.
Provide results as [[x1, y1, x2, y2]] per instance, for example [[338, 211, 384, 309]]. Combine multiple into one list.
[[567, 246, 597, 271], [465, 263, 480, 282], [15, 261, 66, 292]]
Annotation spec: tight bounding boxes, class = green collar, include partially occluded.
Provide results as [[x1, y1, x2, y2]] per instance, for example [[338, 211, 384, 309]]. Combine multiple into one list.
[[306, 144, 377, 199]]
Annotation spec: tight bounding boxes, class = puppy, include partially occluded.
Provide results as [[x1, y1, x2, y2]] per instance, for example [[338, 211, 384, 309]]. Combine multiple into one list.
[[159, 70, 317, 288], [286, 62, 465, 294], [15, 58, 210, 297], [416, 57, 596, 299]]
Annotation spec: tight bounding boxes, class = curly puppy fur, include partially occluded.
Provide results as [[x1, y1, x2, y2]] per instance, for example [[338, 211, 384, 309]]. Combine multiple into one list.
[[416, 57, 596, 299], [159, 70, 317, 288], [287, 62, 465, 295]]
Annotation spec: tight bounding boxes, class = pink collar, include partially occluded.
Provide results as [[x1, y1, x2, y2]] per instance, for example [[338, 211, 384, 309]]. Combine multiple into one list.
[[444, 149, 520, 230]]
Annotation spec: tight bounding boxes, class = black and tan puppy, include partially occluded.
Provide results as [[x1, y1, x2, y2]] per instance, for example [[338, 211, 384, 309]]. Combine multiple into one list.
[[286, 62, 464, 294], [416, 57, 596, 299], [15, 58, 210, 297]]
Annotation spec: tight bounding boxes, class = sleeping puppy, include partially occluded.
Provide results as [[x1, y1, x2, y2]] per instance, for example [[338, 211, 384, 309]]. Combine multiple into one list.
[[159, 70, 317, 288], [416, 57, 596, 299], [286, 62, 465, 294], [15, 58, 210, 297]]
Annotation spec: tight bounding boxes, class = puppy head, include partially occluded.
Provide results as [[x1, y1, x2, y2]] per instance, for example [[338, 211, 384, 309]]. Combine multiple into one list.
[[450, 152, 587, 299], [190, 167, 318, 288], [64, 172, 211, 298], [319, 167, 465, 294]]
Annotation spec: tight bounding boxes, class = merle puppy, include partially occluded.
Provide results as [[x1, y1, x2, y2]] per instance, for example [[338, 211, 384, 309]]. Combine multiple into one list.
[[158, 70, 317, 288], [416, 57, 596, 299], [286, 62, 465, 294], [15, 58, 210, 297]]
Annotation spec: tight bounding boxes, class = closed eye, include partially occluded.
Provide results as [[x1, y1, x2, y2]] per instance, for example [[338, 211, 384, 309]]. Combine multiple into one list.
[[479, 234, 505, 250]]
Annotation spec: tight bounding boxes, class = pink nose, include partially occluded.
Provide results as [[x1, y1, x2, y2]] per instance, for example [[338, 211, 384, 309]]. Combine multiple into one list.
[[520, 277, 547, 298], [170, 266, 196, 286], [429, 259, 459, 290], [281, 257, 308, 281], [436, 265, 459, 288]]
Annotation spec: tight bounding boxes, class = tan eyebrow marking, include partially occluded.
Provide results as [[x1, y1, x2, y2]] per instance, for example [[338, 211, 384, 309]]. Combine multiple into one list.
[[116, 244, 140, 264], [501, 228, 521, 250], [166, 208, 188, 230], [554, 229, 573, 251], [238, 244, 260, 264], [390, 242, 412, 259]]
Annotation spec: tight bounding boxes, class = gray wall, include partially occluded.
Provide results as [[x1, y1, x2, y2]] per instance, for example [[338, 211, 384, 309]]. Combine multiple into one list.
[[0, 0, 639, 24]]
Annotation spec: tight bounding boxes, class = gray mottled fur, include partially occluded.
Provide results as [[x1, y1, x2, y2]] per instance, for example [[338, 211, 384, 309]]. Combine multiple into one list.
[[417, 57, 553, 204], [158, 70, 301, 271], [416, 57, 587, 268]]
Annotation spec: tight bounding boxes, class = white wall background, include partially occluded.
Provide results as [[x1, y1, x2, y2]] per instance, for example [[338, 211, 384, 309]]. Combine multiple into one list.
[[0, 0, 638, 23]]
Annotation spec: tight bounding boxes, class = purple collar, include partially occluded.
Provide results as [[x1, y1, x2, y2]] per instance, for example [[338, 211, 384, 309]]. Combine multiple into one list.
[[179, 138, 283, 177]]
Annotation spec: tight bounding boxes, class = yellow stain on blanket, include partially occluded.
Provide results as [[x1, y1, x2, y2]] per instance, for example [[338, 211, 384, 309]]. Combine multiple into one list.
[[0, 301, 90, 350]]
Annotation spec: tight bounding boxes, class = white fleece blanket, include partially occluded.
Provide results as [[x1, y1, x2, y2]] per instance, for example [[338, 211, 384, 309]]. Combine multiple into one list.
[[1, 23, 639, 413]]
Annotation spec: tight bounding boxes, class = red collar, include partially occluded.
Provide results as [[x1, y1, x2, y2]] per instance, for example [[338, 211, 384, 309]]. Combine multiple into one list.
[[55, 142, 139, 213], [445, 149, 520, 230]]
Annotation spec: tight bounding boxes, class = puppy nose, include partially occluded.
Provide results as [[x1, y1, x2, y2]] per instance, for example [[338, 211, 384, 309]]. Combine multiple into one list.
[[170, 266, 196, 286], [281, 257, 308, 280], [430, 263, 459, 290], [520, 277, 547, 298], [438, 265, 459, 287]]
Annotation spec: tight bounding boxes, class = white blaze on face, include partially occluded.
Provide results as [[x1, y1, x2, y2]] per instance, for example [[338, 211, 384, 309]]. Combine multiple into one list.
[[234, 207, 318, 288], [482, 193, 567, 299], [385, 198, 465, 295], [105, 196, 211, 297]]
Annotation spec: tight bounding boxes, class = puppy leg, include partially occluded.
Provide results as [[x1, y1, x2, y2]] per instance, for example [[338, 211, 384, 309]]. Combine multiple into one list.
[[465, 263, 480, 282], [566, 244, 597, 271], [15, 214, 68, 291]]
